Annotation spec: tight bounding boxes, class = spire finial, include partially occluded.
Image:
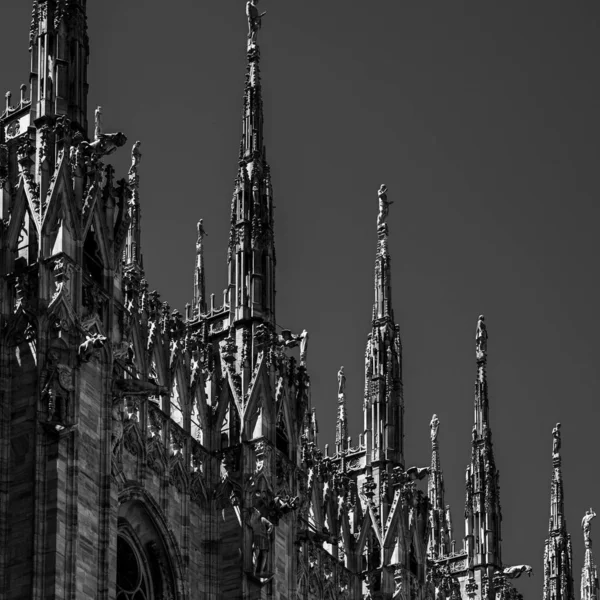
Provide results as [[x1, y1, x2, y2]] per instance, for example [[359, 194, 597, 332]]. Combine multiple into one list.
[[194, 219, 208, 316], [430, 413, 439, 447], [552, 422, 561, 458], [94, 106, 103, 141], [583, 508, 597, 549], [475, 314, 487, 362], [336, 367, 348, 454], [246, 0, 267, 49], [377, 184, 393, 230]]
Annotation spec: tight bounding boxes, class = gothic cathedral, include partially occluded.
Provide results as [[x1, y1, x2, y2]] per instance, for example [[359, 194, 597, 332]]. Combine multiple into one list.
[[0, 2, 595, 600]]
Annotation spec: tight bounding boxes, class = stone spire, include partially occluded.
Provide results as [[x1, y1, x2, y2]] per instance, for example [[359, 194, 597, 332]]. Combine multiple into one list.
[[543, 423, 575, 600], [29, 0, 89, 132], [335, 366, 348, 454], [193, 219, 207, 316], [464, 316, 502, 576], [363, 185, 404, 468], [125, 141, 143, 275], [226, 2, 275, 325], [427, 414, 452, 559], [581, 509, 598, 600]]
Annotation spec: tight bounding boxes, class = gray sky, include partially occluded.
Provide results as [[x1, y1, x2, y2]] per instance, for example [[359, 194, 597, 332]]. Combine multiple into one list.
[[3, 2, 600, 597]]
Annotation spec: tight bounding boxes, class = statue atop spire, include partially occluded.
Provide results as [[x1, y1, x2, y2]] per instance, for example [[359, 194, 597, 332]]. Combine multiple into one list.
[[247, 0, 267, 48], [430, 413, 439, 444], [377, 184, 393, 229], [583, 509, 596, 549], [552, 422, 562, 457], [475, 314, 487, 361]]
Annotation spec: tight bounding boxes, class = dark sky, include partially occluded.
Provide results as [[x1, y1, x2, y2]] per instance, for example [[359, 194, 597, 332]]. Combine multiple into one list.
[[3, 2, 600, 597]]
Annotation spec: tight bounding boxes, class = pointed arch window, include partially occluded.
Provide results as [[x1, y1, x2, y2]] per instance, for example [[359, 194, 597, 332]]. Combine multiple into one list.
[[117, 534, 152, 600]]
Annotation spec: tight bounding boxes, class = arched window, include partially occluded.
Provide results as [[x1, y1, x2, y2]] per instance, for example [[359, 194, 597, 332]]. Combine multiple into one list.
[[117, 534, 153, 600]]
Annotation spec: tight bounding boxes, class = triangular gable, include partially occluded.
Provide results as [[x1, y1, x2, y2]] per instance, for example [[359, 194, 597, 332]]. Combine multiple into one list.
[[5, 181, 32, 251], [21, 174, 42, 230], [383, 488, 403, 548], [243, 351, 267, 419], [354, 509, 373, 555], [41, 153, 81, 244]]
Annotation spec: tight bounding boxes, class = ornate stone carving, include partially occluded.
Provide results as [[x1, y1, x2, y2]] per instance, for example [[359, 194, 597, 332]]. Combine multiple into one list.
[[582, 508, 596, 549], [475, 314, 487, 361], [78, 332, 107, 362], [552, 422, 561, 457], [503, 565, 533, 579], [337, 365, 346, 396], [377, 184, 393, 228], [250, 506, 274, 579]]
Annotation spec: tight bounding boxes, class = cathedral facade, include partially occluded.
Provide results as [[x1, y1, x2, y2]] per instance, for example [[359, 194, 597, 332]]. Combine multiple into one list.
[[0, 2, 596, 599]]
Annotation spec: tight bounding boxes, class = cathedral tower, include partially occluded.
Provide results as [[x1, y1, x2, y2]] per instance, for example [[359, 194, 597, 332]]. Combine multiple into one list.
[[29, 0, 90, 132]]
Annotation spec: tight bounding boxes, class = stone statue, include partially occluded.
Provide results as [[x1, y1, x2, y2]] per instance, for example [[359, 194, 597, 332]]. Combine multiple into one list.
[[552, 422, 561, 456], [298, 329, 309, 364], [111, 397, 123, 455], [94, 106, 103, 141], [246, 0, 267, 47], [130, 140, 142, 170], [250, 506, 274, 577], [377, 184, 393, 228], [81, 132, 127, 158], [337, 366, 346, 396], [197, 219, 207, 243], [475, 315, 487, 359], [430, 414, 439, 444], [405, 466, 430, 481], [78, 333, 107, 362], [502, 565, 533, 579], [582, 508, 596, 548]]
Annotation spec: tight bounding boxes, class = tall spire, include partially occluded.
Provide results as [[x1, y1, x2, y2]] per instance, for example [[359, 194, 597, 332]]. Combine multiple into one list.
[[125, 141, 143, 275], [29, 0, 89, 132], [363, 185, 403, 467], [226, 1, 275, 325], [543, 423, 575, 600], [336, 366, 348, 454], [464, 315, 502, 577], [193, 219, 207, 316], [427, 414, 453, 559], [581, 509, 598, 600]]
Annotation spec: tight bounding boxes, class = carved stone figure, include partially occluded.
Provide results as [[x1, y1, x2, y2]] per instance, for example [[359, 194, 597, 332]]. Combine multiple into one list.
[[197, 219, 207, 244], [582, 508, 596, 548], [337, 366, 346, 396], [552, 422, 561, 456], [502, 565, 533, 578], [405, 466, 430, 481], [94, 106, 103, 141], [78, 333, 107, 362], [377, 184, 393, 228], [250, 506, 274, 577], [246, 0, 267, 47], [80, 131, 127, 158], [430, 414, 439, 443], [129, 140, 142, 175], [298, 329, 308, 364], [475, 315, 487, 359], [111, 397, 123, 455]]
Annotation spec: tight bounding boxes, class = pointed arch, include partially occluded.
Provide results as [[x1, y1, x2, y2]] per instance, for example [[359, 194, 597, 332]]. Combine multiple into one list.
[[118, 486, 188, 600]]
